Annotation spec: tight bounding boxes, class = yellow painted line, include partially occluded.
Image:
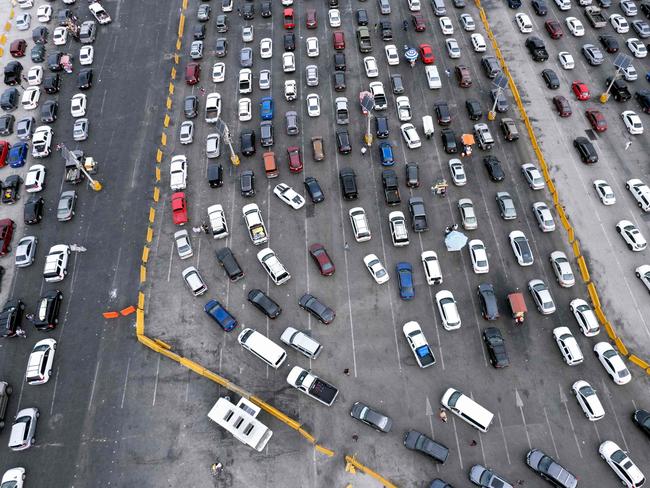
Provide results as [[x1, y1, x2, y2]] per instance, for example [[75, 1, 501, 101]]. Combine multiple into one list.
[[4, 21, 11, 32], [142, 246, 149, 264], [146, 226, 154, 243], [168, 82, 174, 95], [0, 33, 6, 44], [0, 47, 3, 57], [176, 38, 182, 51], [138, 292, 145, 310], [170, 67, 176, 80], [166, 97, 172, 109], [161, 132, 167, 146], [153, 186, 160, 202], [148, 207, 156, 223], [173, 53, 179, 65], [178, 14, 185, 38], [155, 167, 161, 182], [140, 265, 147, 284], [595, 307, 607, 325], [163, 114, 170, 127], [156, 148, 163, 163], [154, 338, 172, 350]]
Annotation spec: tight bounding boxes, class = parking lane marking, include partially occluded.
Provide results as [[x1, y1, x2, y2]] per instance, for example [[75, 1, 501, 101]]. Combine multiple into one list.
[[542, 406, 559, 459], [601, 379, 630, 452], [151, 354, 161, 406], [166, 241, 174, 282], [450, 415, 465, 470], [559, 383, 583, 458], [515, 389, 532, 450], [497, 411, 512, 464], [50, 367, 60, 416], [87, 359, 102, 412], [120, 357, 131, 409]]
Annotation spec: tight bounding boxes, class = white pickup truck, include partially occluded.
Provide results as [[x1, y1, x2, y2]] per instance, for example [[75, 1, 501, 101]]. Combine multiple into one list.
[[207, 204, 228, 239], [286, 366, 339, 406], [89, 2, 111, 25], [242, 203, 268, 245], [389, 211, 409, 247]]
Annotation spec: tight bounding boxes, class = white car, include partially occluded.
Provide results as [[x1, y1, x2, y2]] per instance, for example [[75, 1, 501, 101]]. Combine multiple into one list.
[[15, 13, 31, 31], [260, 38, 272, 58], [285, 79, 297, 101], [509, 230, 534, 266], [364, 56, 379, 78], [206, 133, 220, 158], [306, 94, 320, 117], [449, 159, 467, 186], [281, 0, 293, 5], [521, 163, 545, 190], [400, 123, 421, 149], [446, 38, 461, 58], [242, 25, 254, 42], [363, 254, 390, 284], [528, 279, 556, 315], [21, 87, 40, 110], [515, 13, 533, 33], [169, 155, 187, 190], [31, 126, 53, 158], [555, 0, 572, 9], [174, 230, 193, 259], [328, 8, 341, 27], [566, 17, 585, 36], [622, 110, 644, 135], [306, 37, 319, 57], [552, 327, 584, 365], [627, 37, 647, 57], [570, 298, 600, 336], [558, 51, 575, 69], [15, 236, 38, 268], [70, 93, 86, 117], [468, 239, 489, 274], [421, 250, 443, 285], [79, 45, 94, 65], [223, 0, 234, 10], [403, 321, 436, 368], [25, 165, 46, 193], [621, 0, 638, 14], [182, 266, 207, 296], [635, 265, 650, 292], [549, 251, 575, 287], [273, 183, 305, 209], [594, 343, 632, 385], [572, 380, 605, 421], [435, 290, 461, 330], [0, 468, 25, 488], [625, 178, 649, 208], [396, 96, 412, 121], [532, 201, 555, 232], [8, 407, 38, 451], [179, 121, 193, 145], [26, 338, 57, 385], [425, 65, 441, 89], [610, 13, 630, 33], [471, 33, 487, 52], [460, 13, 476, 31], [238, 97, 252, 122], [593, 179, 616, 205], [385, 44, 399, 65], [599, 441, 645, 486], [616, 219, 647, 251], [212, 62, 225, 83], [36, 5, 52, 22], [282, 52, 296, 72], [53, 26, 68, 45], [259, 69, 271, 90], [458, 198, 477, 230], [621, 64, 638, 81], [439, 16, 454, 35], [27, 66, 43, 86]]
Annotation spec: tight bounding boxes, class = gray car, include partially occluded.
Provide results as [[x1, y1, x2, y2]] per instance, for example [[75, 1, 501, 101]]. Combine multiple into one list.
[[469, 464, 513, 488], [350, 402, 392, 432], [190, 40, 203, 60], [526, 449, 578, 488], [16, 116, 35, 140], [632, 19, 650, 38], [57, 190, 77, 222], [15, 235, 38, 268], [496, 192, 516, 220], [215, 38, 227, 57], [305, 65, 318, 87], [73, 118, 88, 141], [285, 111, 299, 135], [240, 47, 253, 67], [582, 44, 604, 65], [490, 89, 509, 112]]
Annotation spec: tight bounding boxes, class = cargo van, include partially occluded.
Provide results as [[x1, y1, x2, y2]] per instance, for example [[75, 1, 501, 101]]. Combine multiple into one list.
[[431, 0, 447, 15], [238, 328, 287, 368], [441, 387, 494, 432], [422, 116, 434, 139], [263, 152, 278, 178]]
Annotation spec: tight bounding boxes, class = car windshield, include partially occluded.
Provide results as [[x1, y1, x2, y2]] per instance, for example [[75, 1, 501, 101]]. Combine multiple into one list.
[[579, 385, 595, 397], [611, 450, 627, 463]]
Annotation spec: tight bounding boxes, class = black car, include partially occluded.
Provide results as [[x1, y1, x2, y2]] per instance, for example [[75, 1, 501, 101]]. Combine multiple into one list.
[[599, 35, 619, 53], [484, 156, 505, 181], [405, 162, 419, 188], [526, 449, 578, 488], [541, 68, 560, 89], [334, 52, 346, 71], [284, 33, 295, 51], [339, 167, 358, 200], [242, 3, 254, 19], [483, 327, 509, 367], [434, 102, 451, 125], [207, 163, 223, 188], [606, 77, 631, 102], [247, 289, 281, 318], [240, 130, 256, 156], [508, 0, 522, 7], [31, 44, 46, 63], [465, 99, 482, 120], [390, 73, 404, 94], [3, 61, 22, 86], [304, 176, 325, 203], [184, 95, 198, 119], [356, 8, 369, 25], [260, 121, 273, 147], [336, 129, 352, 154], [78, 69, 93, 90], [0, 298, 24, 338], [0, 88, 19, 111], [40, 100, 58, 123], [478, 283, 499, 320], [24, 195, 44, 225], [573, 137, 598, 164], [215, 38, 227, 57], [333, 71, 346, 91], [215, 247, 245, 282], [633, 409, 650, 436], [0, 114, 14, 136], [193, 23, 206, 40], [43, 74, 61, 94], [441, 129, 458, 154], [298, 293, 335, 324], [379, 20, 392, 40], [350, 402, 392, 432], [32, 26, 48, 44], [33, 290, 63, 331], [403, 431, 449, 463], [491, 89, 509, 112], [2, 175, 22, 204], [636, 89, 650, 114], [239, 170, 255, 196], [261, 0, 272, 17], [375, 116, 389, 138], [47, 52, 63, 72], [428, 480, 453, 488], [532, 0, 547, 13]]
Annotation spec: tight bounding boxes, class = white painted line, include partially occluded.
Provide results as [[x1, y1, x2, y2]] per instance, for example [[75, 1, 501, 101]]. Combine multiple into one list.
[[542, 407, 559, 459], [166, 240, 174, 282], [50, 367, 60, 416], [120, 357, 131, 409], [497, 411, 512, 464], [152, 354, 161, 406], [87, 359, 102, 412], [450, 415, 464, 470], [560, 390, 584, 458], [601, 379, 630, 452], [515, 389, 532, 449]]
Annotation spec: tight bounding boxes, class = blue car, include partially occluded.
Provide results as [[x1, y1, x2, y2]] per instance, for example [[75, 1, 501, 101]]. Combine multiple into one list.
[[8, 142, 28, 168], [396, 262, 414, 300], [260, 97, 274, 121], [204, 299, 238, 331], [379, 142, 394, 166]]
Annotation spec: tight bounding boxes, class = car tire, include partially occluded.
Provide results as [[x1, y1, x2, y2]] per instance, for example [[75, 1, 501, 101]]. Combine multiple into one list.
[[628, 244, 633, 250], [6, 386, 12, 395], [636, 272, 641, 278]]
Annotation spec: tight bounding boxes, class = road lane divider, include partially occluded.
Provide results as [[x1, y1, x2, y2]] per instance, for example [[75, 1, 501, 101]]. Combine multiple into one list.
[[344, 456, 397, 488]]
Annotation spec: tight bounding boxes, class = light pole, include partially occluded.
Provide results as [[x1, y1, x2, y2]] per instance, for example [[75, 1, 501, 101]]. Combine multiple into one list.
[[488, 73, 508, 121], [58, 143, 102, 191], [360, 92, 375, 147], [600, 54, 631, 104], [216, 119, 239, 166]]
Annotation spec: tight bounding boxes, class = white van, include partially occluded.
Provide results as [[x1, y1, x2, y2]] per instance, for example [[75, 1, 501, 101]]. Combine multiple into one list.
[[552, 327, 584, 366], [238, 328, 287, 369], [425, 65, 442, 89], [280, 327, 323, 359], [422, 115, 435, 139], [349, 207, 371, 242], [441, 387, 494, 432], [408, 0, 422, 10]]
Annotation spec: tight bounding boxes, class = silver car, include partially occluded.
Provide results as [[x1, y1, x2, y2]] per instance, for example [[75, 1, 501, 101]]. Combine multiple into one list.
[[190, 40, 203, 60], [496, 192, 516, 220], [305, 65, 318, 87], [582, 44, 603, 65], [15, 236, 38, 268], [179, 121, 194, 145], [528, 279, 556, 315], [73, 118, 89, 141], [16, 116, 35, 140], [240, 47, 253, 68], [57, 190, 77, 222], [469, 464, 513, 488]]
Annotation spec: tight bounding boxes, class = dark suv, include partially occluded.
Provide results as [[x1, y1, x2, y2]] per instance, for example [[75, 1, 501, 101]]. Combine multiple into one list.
[[33, 290, 63, 330], [375, 116, 389, 138], [606, 78, 631, 102], [215, 247, 245, 282], [3, 62, 22, 86], [239, 170, 255, 196], [240, 130, 256, 156], [339, 168, 358, 199], [0, 298, 23, 338], [525, 36, 549, 61], [478, 283, 499, 320], [184, 95, 198, 118], [573, 137, 598, 164], [334, 52, 346, 71]]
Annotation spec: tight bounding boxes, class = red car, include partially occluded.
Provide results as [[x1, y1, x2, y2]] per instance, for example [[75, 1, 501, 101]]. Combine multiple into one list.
[[306, 9, 317, 29], [571, 81, 590, 101], [544, 20, 563, 40], [309, 243, 335, 276], [283, 8, 295, 29], [171, 192, 188, 225], [411, 13, 426, 32], [586, 108, 607, 132], [419, 44, 435, 64], [287, 146, 303, 173], [185, 62, 200, 85], [553, 95, 572, 117], [9, 39, 26, 58], [0, 141, 10, 168], [0, 218, 15, 256], [333, 31, 345, 50]]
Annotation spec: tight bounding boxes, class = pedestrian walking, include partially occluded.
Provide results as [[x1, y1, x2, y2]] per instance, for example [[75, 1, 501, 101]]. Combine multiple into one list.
[[439, 408, 448, 423], [625, 141, 632, 151], [343, 368, 350, 376], [469, 439, 477, 446], [15, 328, 27, 339], [445, 68, 451, 78], [344, 242, 350, 251], [352, 434, 359, 442], [516, 480, 525, 485], [201, 221, 209, 234], [25, 313, 35, 322], [200, 87, 206, 95]]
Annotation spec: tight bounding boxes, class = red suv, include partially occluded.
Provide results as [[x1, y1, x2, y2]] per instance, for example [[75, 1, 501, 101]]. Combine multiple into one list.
[[333, 31, 345, 50], [9, 39, 26, 58], [411, 13, 426, 32], [306, 9, 317, 29], [544, 20, 563, 39], [185, 62, 200, 85], [287, 146, 303, 173], [0, 219, 15, 256], [283, 8, 295, 29], [0, 141, 10, 167]]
